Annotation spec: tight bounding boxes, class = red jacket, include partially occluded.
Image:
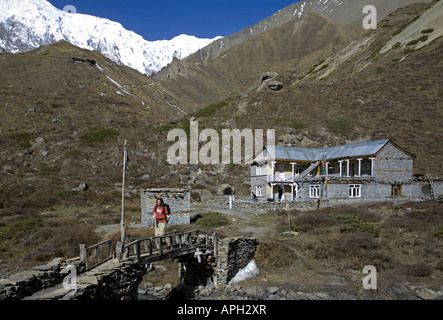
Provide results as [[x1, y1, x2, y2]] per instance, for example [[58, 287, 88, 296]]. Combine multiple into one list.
[[153, 205, 168, 222]]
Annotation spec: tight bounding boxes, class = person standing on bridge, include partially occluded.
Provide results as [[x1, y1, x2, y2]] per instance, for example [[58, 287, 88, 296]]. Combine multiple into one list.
[[151, 198, 170, 237]]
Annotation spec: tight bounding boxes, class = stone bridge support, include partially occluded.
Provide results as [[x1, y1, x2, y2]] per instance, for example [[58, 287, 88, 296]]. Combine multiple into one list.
[[177, 237, 259, 287]]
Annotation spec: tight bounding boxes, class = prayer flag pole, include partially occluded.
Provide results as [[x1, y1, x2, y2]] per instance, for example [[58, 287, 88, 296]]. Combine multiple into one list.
[[121, 140, 127, 246]]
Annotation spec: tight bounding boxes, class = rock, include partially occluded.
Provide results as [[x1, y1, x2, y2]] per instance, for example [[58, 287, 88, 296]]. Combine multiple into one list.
[[191, 189, 212, 202], [35, 137, 44, 144], [214, 283, 225, 291], [72, 182, 88, 192], [164, 283, 173, 290], [253, 71, 279, 92], [268, 80, 284, 91], [141, 173, 150, 180], [32, 265, 55, 272], [267, 286, 279, 294], [217, 184, 235, 196], [200, 288, 211, 297], [315, 292, 330, 299], [417, 289, 437, 300]]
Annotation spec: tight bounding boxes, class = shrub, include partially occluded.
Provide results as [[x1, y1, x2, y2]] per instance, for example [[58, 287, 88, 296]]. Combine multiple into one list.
[[194, 100, 229, 118], [341, 222, 381, 237], [376, 67, 385, 74], [402, 263, 432, 277], [80, 127, 118, 144], [406, 39, 420, 46], [194, 212, 230, 228], [435, 224, 443, 238], [291, 120, 306, 130], [8, 132, 37, 149], [326, 118, 354, 136], [421, 29, 434, 34], [254, 241, 298, 271], [418, 35, 429, 42]]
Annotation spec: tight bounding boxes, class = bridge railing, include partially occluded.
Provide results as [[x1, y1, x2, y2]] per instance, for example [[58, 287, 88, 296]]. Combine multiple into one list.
[[122, 230, 212, 261], [80, 239, 116, 271]]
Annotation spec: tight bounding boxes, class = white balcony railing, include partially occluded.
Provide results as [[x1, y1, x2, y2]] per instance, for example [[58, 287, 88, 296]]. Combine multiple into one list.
[[267, 174, 296, 182]]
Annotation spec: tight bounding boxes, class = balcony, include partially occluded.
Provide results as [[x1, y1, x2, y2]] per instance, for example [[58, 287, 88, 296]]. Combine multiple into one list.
[[267, 174, 297, 183]]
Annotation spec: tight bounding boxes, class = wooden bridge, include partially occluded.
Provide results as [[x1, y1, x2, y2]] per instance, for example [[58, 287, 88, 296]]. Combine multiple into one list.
[[0, 230, 258, 300], [80, 230, 217, 271]]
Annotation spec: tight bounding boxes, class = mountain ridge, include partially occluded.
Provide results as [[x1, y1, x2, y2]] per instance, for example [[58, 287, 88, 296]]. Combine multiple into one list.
[[0, 0, 220, 75], [186, 0, 433, 65]]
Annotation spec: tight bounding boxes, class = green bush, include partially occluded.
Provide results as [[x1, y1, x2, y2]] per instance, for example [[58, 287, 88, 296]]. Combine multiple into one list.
[[435, 224, 443, 238], [8, 132, 37, 149], [56, 190, 79, 197], [291, 120, 306, 130], [406, 39, 420, 46], [194, 100, 229, 118], [80, 127, 118, 144], [194, 212, 231, 228], [376, 67, 385, 74], [421, 29, 434, 34], [342, 222, 381, 237], [418, 35, 429, 42], [326, 118, 354, 136], [13, 216, 43, 232]]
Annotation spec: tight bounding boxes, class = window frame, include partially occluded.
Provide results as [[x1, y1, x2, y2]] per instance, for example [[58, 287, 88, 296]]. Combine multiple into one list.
[[309, 185, 320, 199], [349, 184, 362, 198]]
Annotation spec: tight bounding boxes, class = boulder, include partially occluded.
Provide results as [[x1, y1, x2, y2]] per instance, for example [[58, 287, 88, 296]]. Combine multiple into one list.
[[217, 184, 235, 196], [72, 182, 88, 192], [191, 189, 212, 202], [268, 80, 284, 91]]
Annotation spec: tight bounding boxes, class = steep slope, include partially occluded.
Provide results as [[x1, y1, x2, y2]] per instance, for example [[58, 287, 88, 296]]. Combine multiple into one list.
[[153, 12, 357, 105], [0, 0, 220, 75], [172, 0, 442, 178], [0, 0, 441, 219], [186, 0, 433, 64]]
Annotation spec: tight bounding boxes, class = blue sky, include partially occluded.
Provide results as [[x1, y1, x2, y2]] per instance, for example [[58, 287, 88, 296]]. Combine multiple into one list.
[[48, 0, 302, 41]]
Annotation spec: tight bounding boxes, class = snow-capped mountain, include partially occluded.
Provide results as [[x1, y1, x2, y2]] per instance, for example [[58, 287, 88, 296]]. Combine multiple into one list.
[[0, 0, 221, 75]]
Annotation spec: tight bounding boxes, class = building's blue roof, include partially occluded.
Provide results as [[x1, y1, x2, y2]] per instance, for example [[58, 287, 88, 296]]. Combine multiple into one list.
[[266, 139, 391, 161]]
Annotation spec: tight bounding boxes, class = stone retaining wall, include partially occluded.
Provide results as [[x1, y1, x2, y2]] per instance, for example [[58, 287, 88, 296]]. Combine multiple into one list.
[[141, 188, 191, 226], [213, 237, 259, 285]]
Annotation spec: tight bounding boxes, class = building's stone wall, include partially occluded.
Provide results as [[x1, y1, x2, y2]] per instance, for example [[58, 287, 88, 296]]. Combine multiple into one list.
[[374, 143, 414, 183], [141, 188, 190, 226]]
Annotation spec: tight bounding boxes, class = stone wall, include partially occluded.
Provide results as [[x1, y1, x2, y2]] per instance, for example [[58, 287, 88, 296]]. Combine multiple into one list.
[[213, 237, 259, 285], [374, 143, 414, 183], [0, 257, 148, 300], [0, 258, 72, 300], [141, 188, 190, 226]]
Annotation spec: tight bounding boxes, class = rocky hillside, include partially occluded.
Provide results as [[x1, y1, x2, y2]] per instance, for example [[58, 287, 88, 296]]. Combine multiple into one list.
[[0, 0, 442, 216], [186, 0, 433, 64]]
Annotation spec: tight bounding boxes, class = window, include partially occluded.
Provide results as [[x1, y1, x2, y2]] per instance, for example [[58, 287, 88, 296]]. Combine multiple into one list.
[[328, 165, 335, 175], [391, 184, 402, 196], [256, 165, 264, 176], [310, 185, 320, 199], [255, 186, 263, 197], [296, 165, 305, 175], [361, 160, 371, 175], [349, 184, 361, 198]]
